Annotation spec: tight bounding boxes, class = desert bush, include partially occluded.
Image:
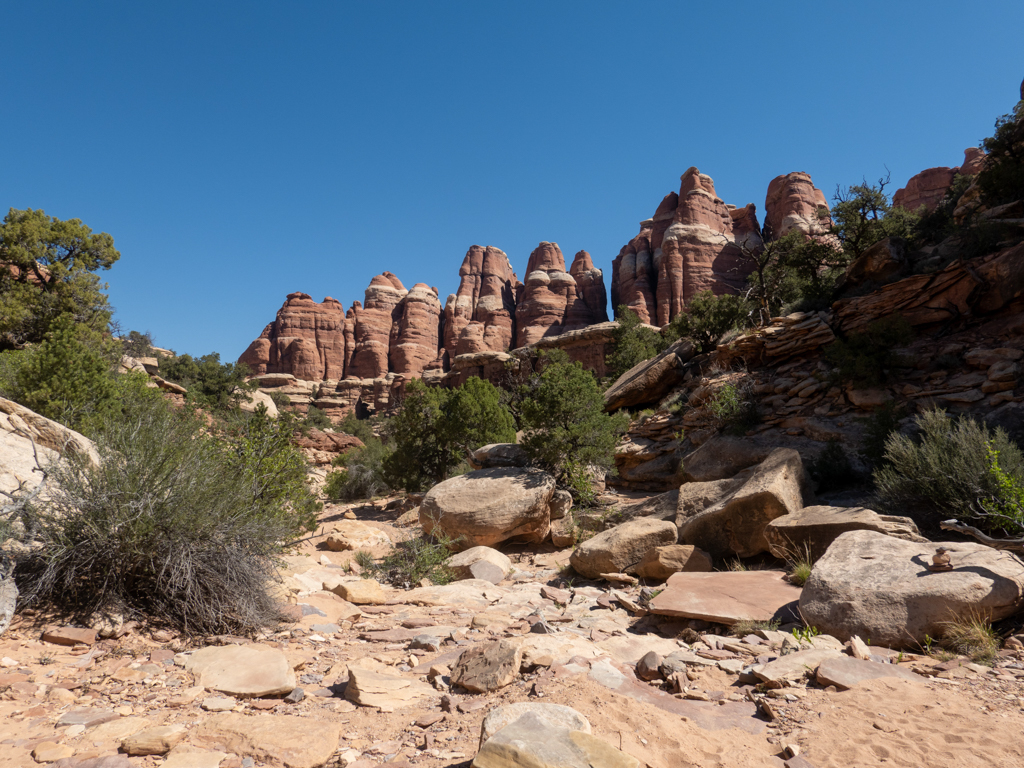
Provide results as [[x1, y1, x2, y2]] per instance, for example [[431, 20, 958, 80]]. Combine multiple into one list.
[[520, 360, 629, 492], [120, 329, 154, 359], [374, 531, 458, 587], [158, 352, 255, 411], [384, 377, 515, 492], [808, 439, 859, 491], [325, 438, 393, 501], [607, 306, 666, 379], [268, 390, 291, 409], [824, 315, 913, 387], [941, 612, 1000, 665], [337, 412, 377, 443], [16, 396, 317, 635], [663, 290, 748, 352], [874, 409, 1024, 535], [978, 98, 1024, 208], [859, 400, 907, 467], [304, 405, 332, 430], [706, 382, 759, 435]]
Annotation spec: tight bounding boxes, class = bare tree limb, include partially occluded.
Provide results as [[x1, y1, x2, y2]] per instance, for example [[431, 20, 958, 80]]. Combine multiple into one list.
[[939, 519, 1024, 555]]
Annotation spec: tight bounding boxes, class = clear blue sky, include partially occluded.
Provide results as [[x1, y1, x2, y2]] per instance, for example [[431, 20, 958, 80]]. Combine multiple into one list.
[[3, 1, 1022, 359]]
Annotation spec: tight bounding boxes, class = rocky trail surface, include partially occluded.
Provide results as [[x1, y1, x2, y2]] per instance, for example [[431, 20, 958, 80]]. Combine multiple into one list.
[[3, 500, 1024, 768]]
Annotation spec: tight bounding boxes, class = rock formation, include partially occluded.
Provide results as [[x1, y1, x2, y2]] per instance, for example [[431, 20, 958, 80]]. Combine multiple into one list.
[[238, 292, 347, 380], [347, 272, 408, 380], [443, 245, 520, 357], [611, 168, 760, 326], [515, 243, 608, 347], [892, 148, 988, 212], [392, 283, 442, 377], [763, 172, 831, 240]]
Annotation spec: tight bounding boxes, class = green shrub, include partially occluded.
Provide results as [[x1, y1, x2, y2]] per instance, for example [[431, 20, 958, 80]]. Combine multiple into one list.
[[874, 409, 1024, 534], [706, 383, 759, 435], [978, 99, 1024, 208], [374, 532, 458, 587], [520, 360, 629, 493], [384, 377, 515, 492], [663, 290, 749, 352], [808, 439, 859, 491], [17, 395, 317, 635], [120, 330, 154, 359], [913, 173, 975, 246], [824, 315, 913, 386], [607, 306, 666, 380], [158, 352, 255, 411], [269, 390, 291, 409], [859, 400, 907, 467], [305, 405, 332, 430], [7, 315, 119, 434], [324, 438, 393, 501], [337, 412, 377, 443]]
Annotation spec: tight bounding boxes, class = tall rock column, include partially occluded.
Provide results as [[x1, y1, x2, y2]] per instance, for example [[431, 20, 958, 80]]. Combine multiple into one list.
[[443, 245, 520, 356], [392, 283, 443, 376], [764, 172, 832, 239], [238, 292, 347, 380], [347, 272, 408, 379]]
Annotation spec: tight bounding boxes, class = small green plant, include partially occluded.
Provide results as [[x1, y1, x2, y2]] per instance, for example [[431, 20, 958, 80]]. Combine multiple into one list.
[[353, 550, 375, 574], [824, 315, 913, 387], [923, 634, 935, 655], [731, 619, 780, 637], [305, 405, 333, 430], [725, 558, 748, 572], [663, 290, 749, 352], [791, 625, 821, 643], [375, 530, 460, 587], [38, 653, 55, 665], [706, 383, 759, 435], [788, 560, 813, 587], [607, 306, 667, 379], [269, 391, 291, 409], [941, 612, 1000, 665]]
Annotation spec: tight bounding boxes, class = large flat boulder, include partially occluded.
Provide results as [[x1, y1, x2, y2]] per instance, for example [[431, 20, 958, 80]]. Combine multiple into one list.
[[184, 645, 296, 698], [603, 339, 695, 412], [420, 468, 556, 550], [677, 448, 808, 558], [344, 665, 436, 711], [635, 545, 712, 580], [676, 436, 772, 483], [800, 530, 1024, 648], [479, 703, 590, 749], [192, 713, 342, 768], [569, 518, 677, 579], [648, 570, 801, 625], [815, 656, 921, 690], [765, 505, 926, 562], [451, 639, 524, 693], [472, 710, 639, 768], [447, 546, 512, 584]]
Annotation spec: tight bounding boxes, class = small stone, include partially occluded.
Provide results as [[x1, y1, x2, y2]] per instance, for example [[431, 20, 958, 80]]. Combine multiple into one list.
[[284, 687, 305, 703], [121, 724, 187, 755], [32, 742, 74, 763], [203, 696, 237, 711], [636, 651, 663, 681], [450, 639, 524, 693], [323, 578, 389, 605]]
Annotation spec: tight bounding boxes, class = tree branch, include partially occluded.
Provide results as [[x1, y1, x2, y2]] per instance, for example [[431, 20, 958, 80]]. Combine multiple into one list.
[[939, 519, 1024, 555]]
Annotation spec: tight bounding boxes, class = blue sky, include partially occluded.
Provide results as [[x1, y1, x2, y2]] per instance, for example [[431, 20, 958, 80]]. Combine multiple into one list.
[[3, 1, 1022, 359]]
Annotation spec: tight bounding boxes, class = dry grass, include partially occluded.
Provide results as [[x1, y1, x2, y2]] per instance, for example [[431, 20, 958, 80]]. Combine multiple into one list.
[[941, 611, 1000, 665]]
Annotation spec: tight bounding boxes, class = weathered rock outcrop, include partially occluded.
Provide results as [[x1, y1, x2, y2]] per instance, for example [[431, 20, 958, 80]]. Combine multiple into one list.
[[800, 530, 1024, 647], [569, 518, 677, 579], [515, 243, 607, 347], [893, 148, 988, 212], [611, 168, 760, 326], [420, 468, 557, 550], [764, 172, 831, 239], [603, 338, 695, 412], [764, 505, 926, 562], [238, 292, 348, 380], [444, 245, 520, 357], [392, 283, 442, 377], [347, 272, 408, 380]]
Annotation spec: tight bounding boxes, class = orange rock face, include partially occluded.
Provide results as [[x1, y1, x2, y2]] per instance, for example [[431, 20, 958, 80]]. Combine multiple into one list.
[[612, 168, 760, 326], [893, 148, 987, 212], [443, 245, 520, 357], [238, 292, 348, 380], [347, 272, 408, 380], [515, 243, 608, 347], [392, 283, 442, 377], [764, 172, 831, 240]]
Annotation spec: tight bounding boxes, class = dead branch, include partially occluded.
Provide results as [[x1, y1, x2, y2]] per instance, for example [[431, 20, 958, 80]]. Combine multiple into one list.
[[939, 519, 1024, 555]]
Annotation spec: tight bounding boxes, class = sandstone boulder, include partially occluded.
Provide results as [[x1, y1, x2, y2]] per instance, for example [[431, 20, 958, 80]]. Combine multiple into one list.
[[451, 639, 525, 693], [473, 710, 640, 768], [469, 443, 528, 470], [814, 656, 921, 690], [603, 338, 695, 412], [800, 530, 1024, 647], [479, 702, 591, 748], [765, 505, 925, 562], [344, 665, 436, 712], [420, 468, 556, 550], [677, 448, 808, 558], [570, 518, 677, 579], [634, 545, 712, 580], [447, 546, 513, 584], [676, 436, 772, 483], [843, 237, 908, 289], [323, 578, 389, 605], [193, 712, 342, 768], [184, 645, 296, 698], [323, 521, 391, 552], [649, 570, 802, 625]]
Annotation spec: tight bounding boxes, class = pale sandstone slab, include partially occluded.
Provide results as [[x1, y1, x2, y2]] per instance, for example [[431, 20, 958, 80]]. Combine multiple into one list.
[[185, 645, 296, 697], [193, 712, 342, 768], [649, 570, 801, 625]]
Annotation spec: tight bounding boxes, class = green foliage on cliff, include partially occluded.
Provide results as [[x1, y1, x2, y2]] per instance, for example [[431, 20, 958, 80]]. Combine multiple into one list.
[[978, 99, 1024, 208], [824, 315, 913, 387], [607, 306, 666, 380], [0, 208, 119, 349], [158, 352, 256, 411], [383, 377, 516, 492], [663, 290, 748, 352], [830, 177, 919, 261]]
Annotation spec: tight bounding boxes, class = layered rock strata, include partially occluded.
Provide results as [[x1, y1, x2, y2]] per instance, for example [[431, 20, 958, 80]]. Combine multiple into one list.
[[515, 243, 608, 347], [443, 245, 520, 358], [611, 168, 760, 326], [892, 148, 988, 212], [763, 172, 831, 240]]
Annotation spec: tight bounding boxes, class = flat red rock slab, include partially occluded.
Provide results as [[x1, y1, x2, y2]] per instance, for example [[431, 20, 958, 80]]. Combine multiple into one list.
[[815, 656, 922, 690], [649, 571, 801, 625], [42, 627, 97, 646]]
